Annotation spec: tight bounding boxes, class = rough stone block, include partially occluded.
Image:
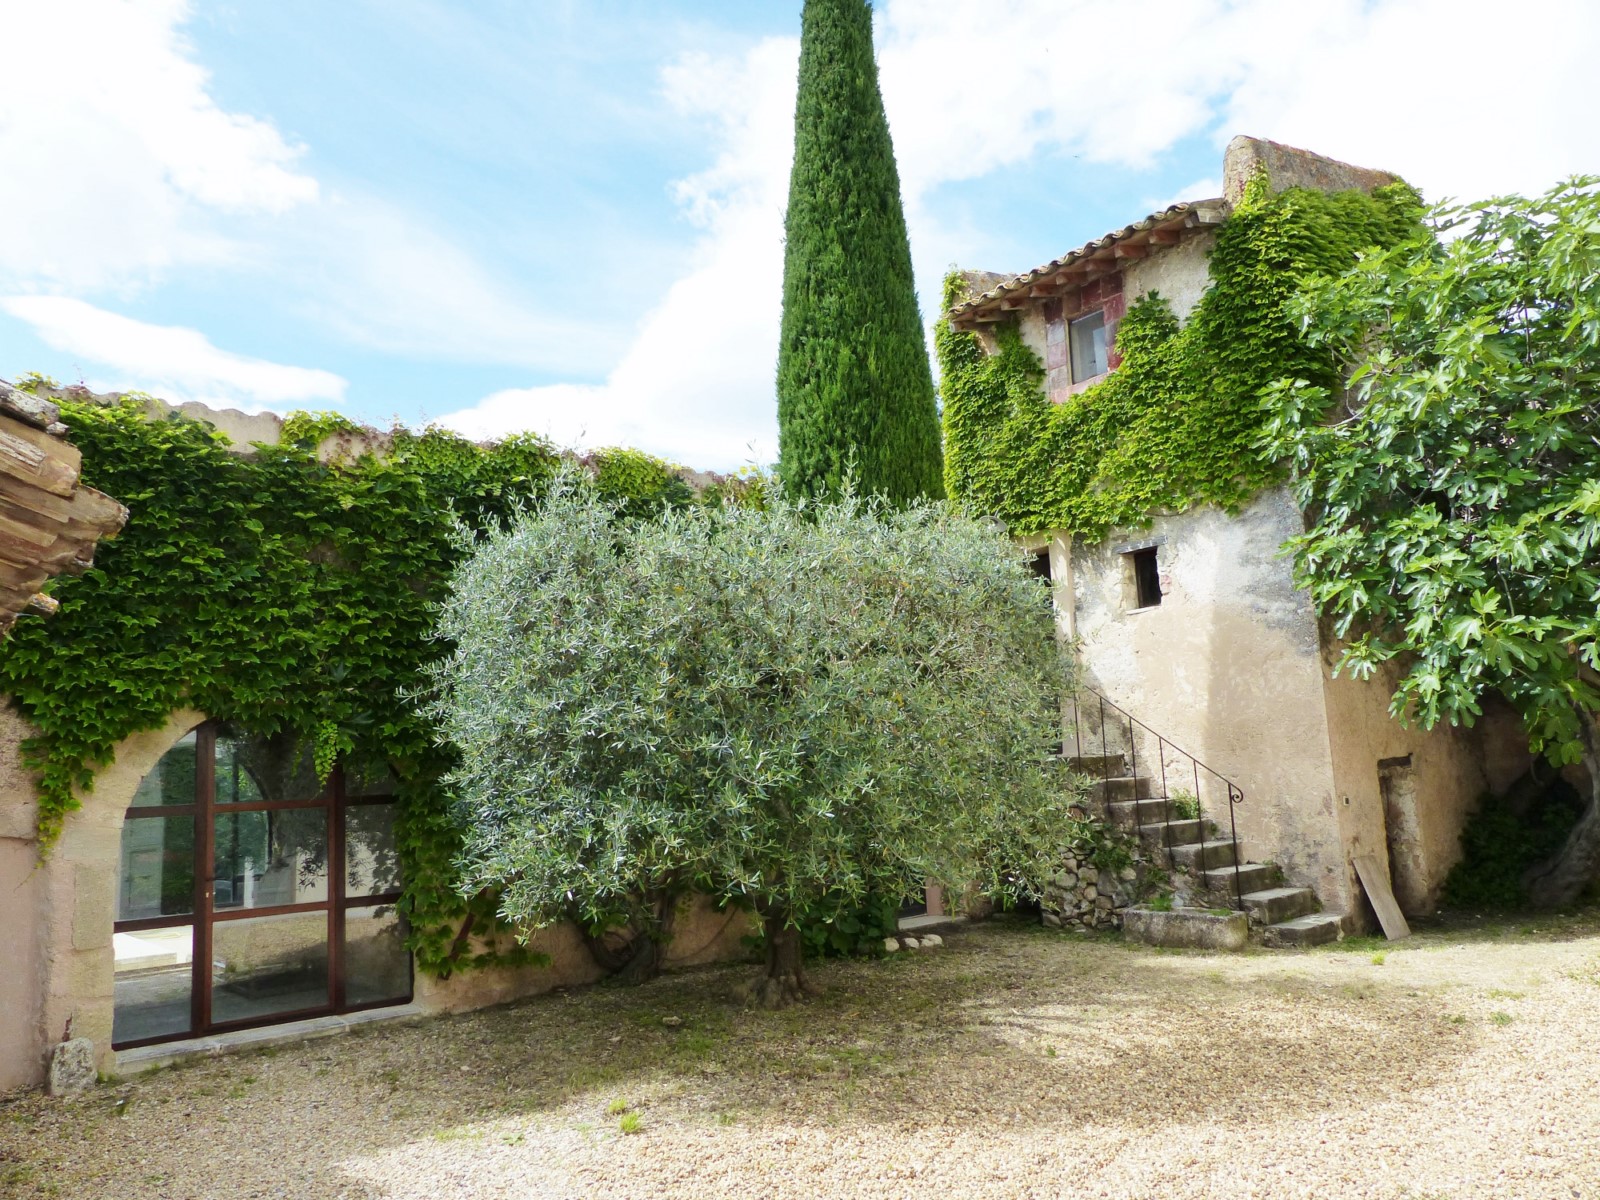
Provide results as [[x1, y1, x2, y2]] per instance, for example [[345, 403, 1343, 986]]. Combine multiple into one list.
[[1261, 912, 1344, 948], [47, 1038, 96, 1096], [1122, 907, 1248, 951], [73, 865, 113, 950]]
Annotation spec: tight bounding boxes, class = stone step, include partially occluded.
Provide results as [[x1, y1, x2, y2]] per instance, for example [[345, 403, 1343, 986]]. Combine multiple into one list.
[[1137, 818, 1208, 848], [1066, 754, 1126, 776], [1108, 797, 1170, 829], [1261, 911, 1344, 948], [1093, 775, 1155, 803], [1170, 838, 1243, 872], [1240, 886, 1319, 926], [1202, 862, 1276, 894]]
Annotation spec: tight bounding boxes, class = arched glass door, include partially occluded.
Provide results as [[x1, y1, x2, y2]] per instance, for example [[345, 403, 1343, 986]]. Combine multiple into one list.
[[112, 723, 411, 1048]]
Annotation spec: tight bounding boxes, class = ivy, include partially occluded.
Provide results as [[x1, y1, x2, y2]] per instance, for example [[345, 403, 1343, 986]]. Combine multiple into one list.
[[0, 391, 688, 976], [937, 180, 1425, 540]]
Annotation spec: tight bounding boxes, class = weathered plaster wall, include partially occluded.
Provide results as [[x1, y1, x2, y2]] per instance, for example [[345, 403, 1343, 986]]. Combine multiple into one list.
[[0, 707, 206, 1092], [1123, 228, 1218, 322], [1015, 306, 1049, 367], [414, 898, 753, 1015], [1317, 665, 1532, 917], [1064, 488, 1354, 913], [0, 704, 44, 1090]]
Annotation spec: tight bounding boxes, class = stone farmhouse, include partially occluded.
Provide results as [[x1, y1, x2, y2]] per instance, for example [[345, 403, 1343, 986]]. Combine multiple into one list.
[[0, 138, 1562, 1096], [944, 137, 1538, 943]]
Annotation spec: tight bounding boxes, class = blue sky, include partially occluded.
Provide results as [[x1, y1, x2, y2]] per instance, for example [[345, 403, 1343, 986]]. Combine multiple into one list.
[[4, 0, 1598, 468]]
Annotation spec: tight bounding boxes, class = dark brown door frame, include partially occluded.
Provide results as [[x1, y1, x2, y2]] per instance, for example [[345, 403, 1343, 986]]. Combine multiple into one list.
[[112, 722, 411, 1050]]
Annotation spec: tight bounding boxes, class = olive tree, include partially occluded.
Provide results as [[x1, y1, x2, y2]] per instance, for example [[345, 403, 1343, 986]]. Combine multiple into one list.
[[424, 475, 1078, 1005], [1261, 179, 1600, 907]]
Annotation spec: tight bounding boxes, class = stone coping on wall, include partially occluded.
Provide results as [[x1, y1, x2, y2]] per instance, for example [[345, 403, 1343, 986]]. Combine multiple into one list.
[[113, 1003, 430, 1077]]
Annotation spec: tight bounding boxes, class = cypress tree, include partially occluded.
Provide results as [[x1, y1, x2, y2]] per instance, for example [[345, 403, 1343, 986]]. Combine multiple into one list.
[[776, 0, 943, 504]]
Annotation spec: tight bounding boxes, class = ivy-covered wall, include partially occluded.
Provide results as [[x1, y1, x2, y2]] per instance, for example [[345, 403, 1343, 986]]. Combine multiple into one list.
[[937, 177, 1424, 541], [0, 387, 709, 976]]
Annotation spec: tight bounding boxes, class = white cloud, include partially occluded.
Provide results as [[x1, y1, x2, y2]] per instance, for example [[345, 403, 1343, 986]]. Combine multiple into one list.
[[0, 0, 626, 377], [12, 0, 1600, 464], [0, 0, 318, 293], [2, 296, 346, 411], [1214, 0, 1600, 204], [440, 36, 800, 465], [450, 0, 1600, 468]]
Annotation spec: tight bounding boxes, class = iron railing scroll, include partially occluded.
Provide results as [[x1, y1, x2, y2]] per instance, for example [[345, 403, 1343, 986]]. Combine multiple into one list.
[[1064, 687, 1247, 909]]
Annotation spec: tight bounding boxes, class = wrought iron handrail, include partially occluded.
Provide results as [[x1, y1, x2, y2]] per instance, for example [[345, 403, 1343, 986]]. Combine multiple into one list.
[[1065, 686, 1246, 909]]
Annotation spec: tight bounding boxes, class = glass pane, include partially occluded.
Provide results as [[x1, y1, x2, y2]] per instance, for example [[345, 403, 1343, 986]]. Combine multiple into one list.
[[128, 730, 198, 808], [118, 814, 196, 920], [113, 924, 193, 1044], [213, 809, 329, 911], [344, 904, 412, 1006], [211, 912, 330, 1024], [1070, 310, 1108, 381], [345, 803, 401, 897], [215, 728, 325, 805]]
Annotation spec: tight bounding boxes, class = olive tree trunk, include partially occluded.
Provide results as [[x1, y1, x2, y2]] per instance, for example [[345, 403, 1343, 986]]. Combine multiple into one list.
[[1524, 715, 1600, 909], [576, 889, 681, 985], [755, 911, 812, 1009]]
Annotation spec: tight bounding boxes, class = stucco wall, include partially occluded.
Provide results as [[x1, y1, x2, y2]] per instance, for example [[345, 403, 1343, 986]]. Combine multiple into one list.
[[414, 898, 753, 1015], [0, 782, 43, 1092], [1123, 228, 1218, 322], [1064, 489, 1355, 913], [0, 707, 42, 1092], [1317, 664, 1533, 917], [0, 707, 207, 1091]]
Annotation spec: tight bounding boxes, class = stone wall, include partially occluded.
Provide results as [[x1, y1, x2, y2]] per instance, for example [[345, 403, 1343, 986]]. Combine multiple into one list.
[[0, 703, 754, 1094], [1040, 850, 1143, 931], [1222, 135, 1398, 205]]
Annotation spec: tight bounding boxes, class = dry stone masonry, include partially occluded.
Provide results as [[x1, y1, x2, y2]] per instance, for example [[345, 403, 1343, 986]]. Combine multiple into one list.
[[0, 379, 126, 631]]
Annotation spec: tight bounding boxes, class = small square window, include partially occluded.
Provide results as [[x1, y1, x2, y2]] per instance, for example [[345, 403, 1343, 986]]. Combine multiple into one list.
[[1069, 310, 1108, 382], [1029, 549, 1051, 582], [1128, 546, 1162, 608]]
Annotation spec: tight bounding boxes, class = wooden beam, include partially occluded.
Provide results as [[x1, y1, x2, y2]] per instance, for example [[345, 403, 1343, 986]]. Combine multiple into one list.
[[1352, 854, 1412, 940], [1113, 243, 1148, 260]]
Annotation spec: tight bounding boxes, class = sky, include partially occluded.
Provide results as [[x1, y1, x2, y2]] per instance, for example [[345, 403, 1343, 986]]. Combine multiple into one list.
[[2, 0, 1597, 470]]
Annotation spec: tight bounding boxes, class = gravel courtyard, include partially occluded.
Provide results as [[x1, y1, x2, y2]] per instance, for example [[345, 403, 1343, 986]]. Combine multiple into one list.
[[5, 913, 1600, 1200]]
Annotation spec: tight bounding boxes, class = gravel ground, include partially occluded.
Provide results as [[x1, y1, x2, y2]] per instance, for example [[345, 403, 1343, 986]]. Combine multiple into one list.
[[5, 912, 1600, 1200]]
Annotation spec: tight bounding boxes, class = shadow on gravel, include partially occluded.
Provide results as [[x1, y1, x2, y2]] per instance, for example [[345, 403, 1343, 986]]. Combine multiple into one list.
[[0, 916, 1504, 1199]]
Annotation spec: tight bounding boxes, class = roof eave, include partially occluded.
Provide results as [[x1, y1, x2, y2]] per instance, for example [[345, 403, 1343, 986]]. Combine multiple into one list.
[[946, 198, 1230, 328]]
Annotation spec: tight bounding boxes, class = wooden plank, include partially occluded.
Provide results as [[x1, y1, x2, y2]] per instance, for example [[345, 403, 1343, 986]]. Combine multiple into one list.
[[1352, 854, 1411, 940]]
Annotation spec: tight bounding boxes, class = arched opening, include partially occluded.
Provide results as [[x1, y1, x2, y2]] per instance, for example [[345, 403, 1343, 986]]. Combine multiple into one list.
[[112, 722, 411, 1048]]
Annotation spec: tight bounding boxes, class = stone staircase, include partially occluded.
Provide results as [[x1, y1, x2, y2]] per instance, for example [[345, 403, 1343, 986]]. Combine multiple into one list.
[[1072, 754, 1345, 947]]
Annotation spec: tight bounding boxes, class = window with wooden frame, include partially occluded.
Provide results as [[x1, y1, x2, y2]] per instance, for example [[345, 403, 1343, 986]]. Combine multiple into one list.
[[111, 722, 411, 1049], [1069, 310, 1109, 382]]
